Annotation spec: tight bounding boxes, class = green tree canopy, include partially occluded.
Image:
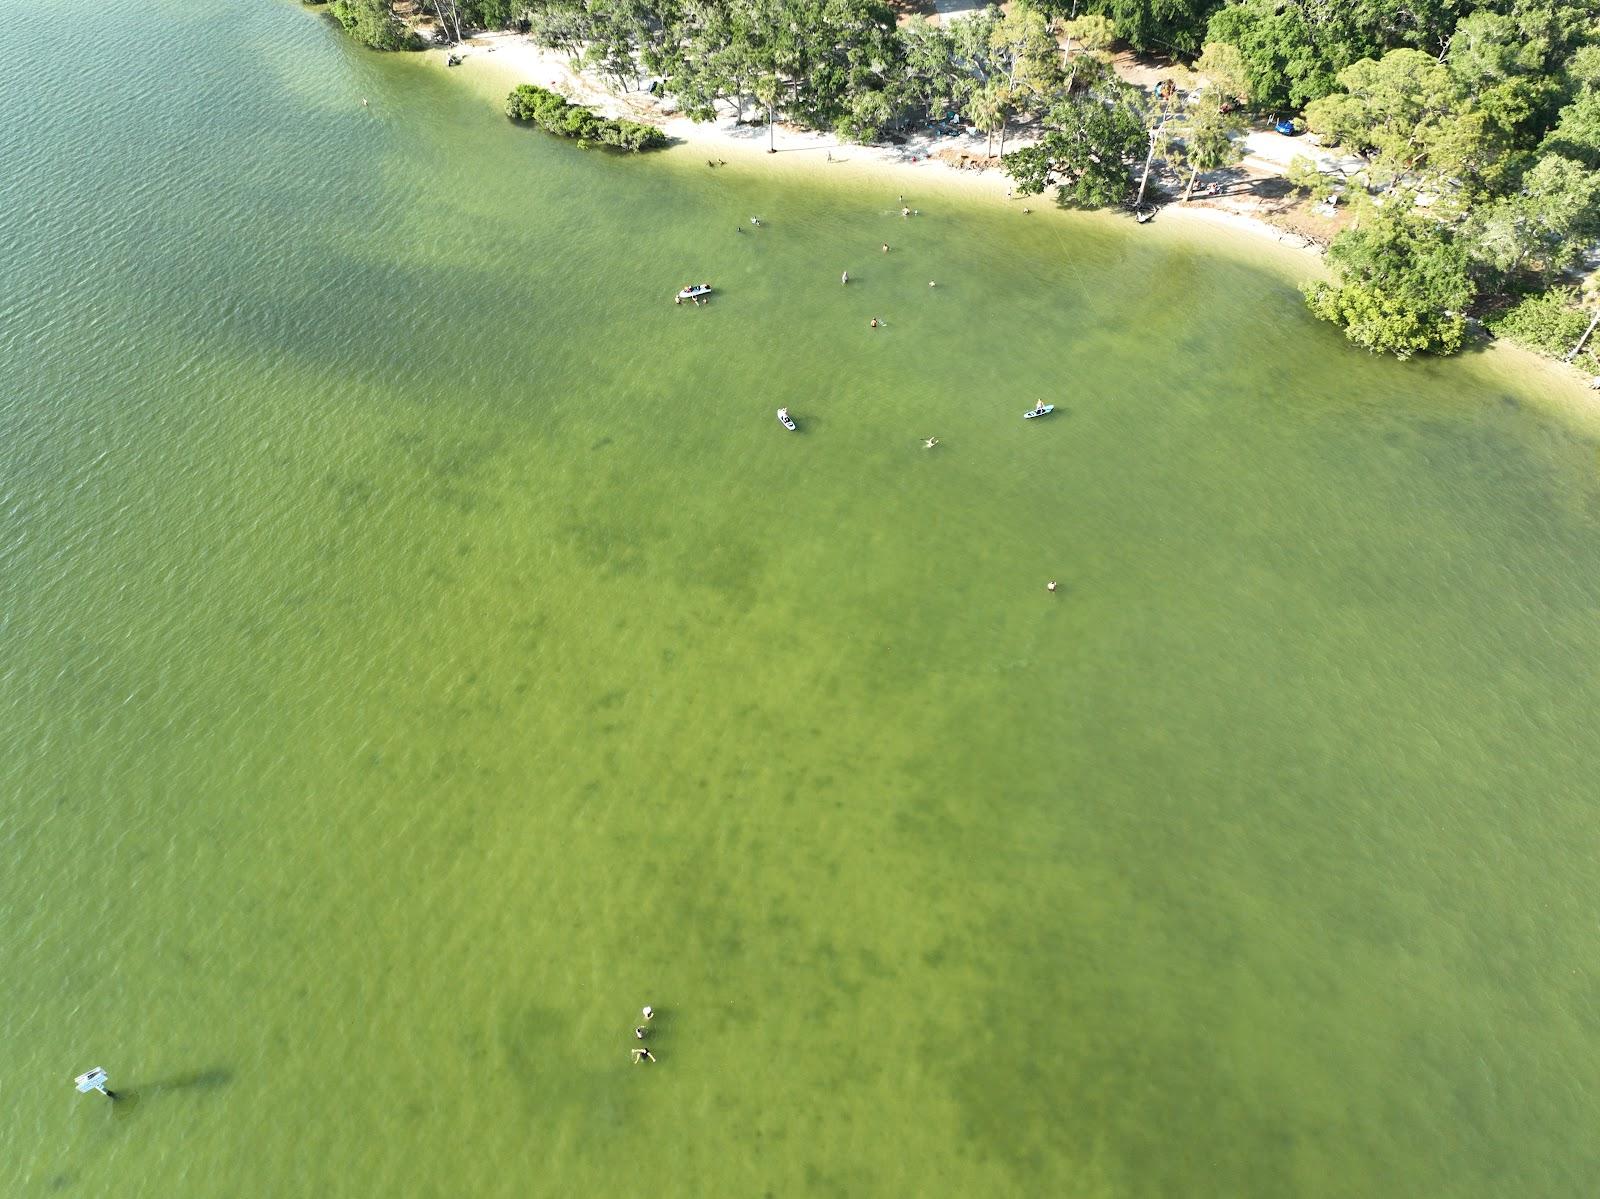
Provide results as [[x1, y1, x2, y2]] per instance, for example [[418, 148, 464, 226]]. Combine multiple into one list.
[[330, 0, 420, 50], [1175, 90, 1244, 198], [1303, 198, 1474, 358], [1304, 51, 1459, 173], [506, 83, 668, 148], [1075, 0, 1223, 56], [1003, 85, 1148, 207], [1464, 153, 1600, 285], [1542, 85, 1600, 168]]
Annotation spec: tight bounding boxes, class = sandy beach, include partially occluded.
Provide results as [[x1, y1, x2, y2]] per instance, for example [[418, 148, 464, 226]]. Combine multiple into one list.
[[434, 32, 1009, 177], [425, 31, 1327, 257]]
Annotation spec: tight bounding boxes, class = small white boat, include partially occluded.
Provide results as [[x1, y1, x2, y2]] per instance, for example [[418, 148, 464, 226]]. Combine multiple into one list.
[[777, 407, 797, 430], [1023, 404, 1055, 419], [676, 283, 713, 302]]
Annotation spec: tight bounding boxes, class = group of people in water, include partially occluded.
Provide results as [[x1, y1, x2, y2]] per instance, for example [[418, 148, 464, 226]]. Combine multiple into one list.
[[631, 1005, 656, 1063]]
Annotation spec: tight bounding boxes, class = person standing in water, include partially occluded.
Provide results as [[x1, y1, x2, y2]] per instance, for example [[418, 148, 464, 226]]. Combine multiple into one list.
[[841, 270, 849, 284]]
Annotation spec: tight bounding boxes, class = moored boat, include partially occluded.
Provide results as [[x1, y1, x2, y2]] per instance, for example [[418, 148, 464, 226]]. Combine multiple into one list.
[[676, 283, 713, 302]]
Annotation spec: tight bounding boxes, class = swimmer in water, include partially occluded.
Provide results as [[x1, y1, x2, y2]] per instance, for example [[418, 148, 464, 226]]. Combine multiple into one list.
[[842, 270, 849, 284], [869, 317, 880, 328], [924, 437, 939, 449], [632, 1046, 655, 1063], [882, 243, 889, 253], [1047, 581, 1058, 593]]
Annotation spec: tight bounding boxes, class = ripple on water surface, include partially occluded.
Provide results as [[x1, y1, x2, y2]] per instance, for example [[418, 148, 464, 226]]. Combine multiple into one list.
[[4, 2, 1600, 1197]]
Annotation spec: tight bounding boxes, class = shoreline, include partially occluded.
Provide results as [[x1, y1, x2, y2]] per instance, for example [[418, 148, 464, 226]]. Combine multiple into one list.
[[429, 32, 1325, 257], [419, 31, 1600, 414]]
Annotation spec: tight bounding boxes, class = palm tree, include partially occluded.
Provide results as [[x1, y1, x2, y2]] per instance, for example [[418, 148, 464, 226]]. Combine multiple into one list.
[[1178, 93, 1245, 201], [755, 76, 781, 153], [970, 82, 1004, 158]]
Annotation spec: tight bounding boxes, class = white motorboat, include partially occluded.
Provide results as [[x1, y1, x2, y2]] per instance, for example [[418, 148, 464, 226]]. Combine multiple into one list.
[[777, 407, 797, 430], [676, 283, 713, 302]]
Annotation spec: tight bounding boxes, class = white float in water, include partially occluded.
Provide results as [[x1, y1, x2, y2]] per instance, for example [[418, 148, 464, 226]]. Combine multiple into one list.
[[75, 1067, 115, 1099]]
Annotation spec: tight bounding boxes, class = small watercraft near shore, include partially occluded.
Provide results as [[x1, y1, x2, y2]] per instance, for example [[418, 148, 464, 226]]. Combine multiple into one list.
[[1023, 404, 1055, 419], [777, 407, 797, 430], [676, 283, 713, 303]]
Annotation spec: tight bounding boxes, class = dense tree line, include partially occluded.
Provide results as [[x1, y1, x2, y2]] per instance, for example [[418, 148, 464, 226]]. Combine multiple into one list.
[[1284, 9, 1600, 361], [325, 0, 1600, 367]]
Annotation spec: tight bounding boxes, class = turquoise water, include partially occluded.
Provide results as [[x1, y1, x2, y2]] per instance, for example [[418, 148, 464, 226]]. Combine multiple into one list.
[[4, 2, 1600, 1195]]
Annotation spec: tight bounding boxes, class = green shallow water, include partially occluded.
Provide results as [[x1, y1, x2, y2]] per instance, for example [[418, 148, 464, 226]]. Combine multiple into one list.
[[5, 2, 1600, 1195]]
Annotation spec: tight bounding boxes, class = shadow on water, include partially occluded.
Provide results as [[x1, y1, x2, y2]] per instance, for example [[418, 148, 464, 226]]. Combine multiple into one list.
[[52, 1069, 234, 1184], [109, 1067, 233, 1116]]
